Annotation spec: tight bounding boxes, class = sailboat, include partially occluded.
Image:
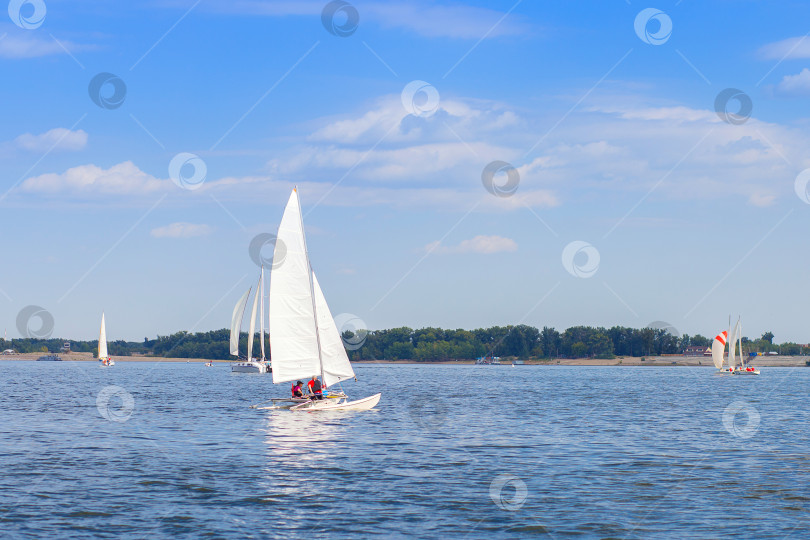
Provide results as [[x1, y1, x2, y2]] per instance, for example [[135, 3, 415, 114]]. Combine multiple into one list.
[[231, 268, 271, 374], [253, 187, 380, 411], [98, 312, 114, 367], [711, 317, 760, 375]]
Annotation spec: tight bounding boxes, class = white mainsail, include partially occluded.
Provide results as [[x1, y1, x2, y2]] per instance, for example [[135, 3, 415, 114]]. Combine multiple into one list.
[[728, 320, 740, 369], [247, 272, 262, 361], [230, 288, 251, 357], [259, 266, 266, 360], [269, 189, 321, 384], [99, 312, 108, 360], [313, 272, 355, 387], [711, 330, 727, 369]]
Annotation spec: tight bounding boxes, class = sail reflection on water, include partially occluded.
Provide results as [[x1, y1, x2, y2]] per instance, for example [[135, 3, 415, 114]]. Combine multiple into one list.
[[261, 411, 340, 464]]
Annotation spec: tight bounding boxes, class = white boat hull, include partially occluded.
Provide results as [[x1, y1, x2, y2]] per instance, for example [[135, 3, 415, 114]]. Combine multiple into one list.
[[290, 393, 381, 412], [716, 368, 760, 375], [231, 361, 270, 374]]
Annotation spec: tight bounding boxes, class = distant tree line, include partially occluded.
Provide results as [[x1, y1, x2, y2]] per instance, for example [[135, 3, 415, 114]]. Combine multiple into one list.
[[344, 326, 807, 361], [0, 326, 804, 361]]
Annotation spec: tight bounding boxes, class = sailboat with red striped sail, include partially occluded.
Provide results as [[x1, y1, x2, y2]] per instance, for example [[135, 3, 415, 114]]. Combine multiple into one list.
[[711, 317, 760, 375]]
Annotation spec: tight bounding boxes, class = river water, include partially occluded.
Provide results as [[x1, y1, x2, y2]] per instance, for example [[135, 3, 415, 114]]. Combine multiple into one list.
[[1, 361, 808, 538]]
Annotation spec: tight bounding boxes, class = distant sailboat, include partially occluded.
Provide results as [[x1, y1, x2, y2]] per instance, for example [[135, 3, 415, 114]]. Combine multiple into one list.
[[98, 312, 114, 367], [231, 268, 271, 374], [253, 188, 380, 411], [712, 317, 759, 375]]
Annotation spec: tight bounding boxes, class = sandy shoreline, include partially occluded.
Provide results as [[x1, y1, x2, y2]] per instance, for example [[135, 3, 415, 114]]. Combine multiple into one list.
[[3, 352, 807, 367]]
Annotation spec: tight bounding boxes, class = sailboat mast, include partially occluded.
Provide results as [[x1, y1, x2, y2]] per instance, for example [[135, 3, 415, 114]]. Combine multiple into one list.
[[295, 187, 326, 383]]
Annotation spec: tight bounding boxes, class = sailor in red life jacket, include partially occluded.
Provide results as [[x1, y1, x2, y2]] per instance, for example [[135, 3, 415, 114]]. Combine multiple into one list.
[[307, 375, 324, 400], [291, 381, 304, 398]]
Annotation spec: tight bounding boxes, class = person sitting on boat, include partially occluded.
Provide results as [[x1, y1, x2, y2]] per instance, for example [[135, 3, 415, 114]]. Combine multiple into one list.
[[307, 375, 324, 400], [291, 380, 304, 398]]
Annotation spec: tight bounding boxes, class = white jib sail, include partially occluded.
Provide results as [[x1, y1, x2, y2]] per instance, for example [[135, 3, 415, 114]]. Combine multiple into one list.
[[99, 312, 108, 360], [259, 266, 266, 361], [711, 331, 727, 369], [269, 189, 321, 384], [247, 273, 262, 361], [229, 288, 251, 357], [312, 272, 355, 388], [728, 320, 740, 369]]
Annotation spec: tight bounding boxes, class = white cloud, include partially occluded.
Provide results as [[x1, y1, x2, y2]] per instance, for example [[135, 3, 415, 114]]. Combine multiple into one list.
[[0, 28, 92, 59], [151, 222, 213, 238], [263, 91, 810, 209], [533, 101, 810, 205], [196, 0, 528, 39], [427, 235, 518, 255], [364, 3, 528, 39], [309, 95, 524, 146], [18, 91, 810, 211], [758, 36, 810, 60], [748, 193, 776, 207], [21, 161, 167, 195], [15, 128, 88, 152], [595, 105, 715, 123], [270, 95, 547, 206], [774, 68, 810, 96]]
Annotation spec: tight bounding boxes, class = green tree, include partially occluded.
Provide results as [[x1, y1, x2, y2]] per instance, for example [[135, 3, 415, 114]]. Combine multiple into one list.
[[571, 342, 588, 358]]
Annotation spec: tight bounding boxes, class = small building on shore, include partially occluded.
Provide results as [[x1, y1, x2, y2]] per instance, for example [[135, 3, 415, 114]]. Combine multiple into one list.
[[683, 346, 711, 357]]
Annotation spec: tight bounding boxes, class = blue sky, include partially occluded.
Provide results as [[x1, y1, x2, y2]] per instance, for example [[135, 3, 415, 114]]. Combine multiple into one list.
[[2, 0, 810, 343]]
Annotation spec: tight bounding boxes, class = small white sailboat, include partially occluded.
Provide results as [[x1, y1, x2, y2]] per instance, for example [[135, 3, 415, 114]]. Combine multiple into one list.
[[98, 312, 115, 367], [231, 268, 271, 374], [712, 317, 759, 375], [253, 188, 380, 411]]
